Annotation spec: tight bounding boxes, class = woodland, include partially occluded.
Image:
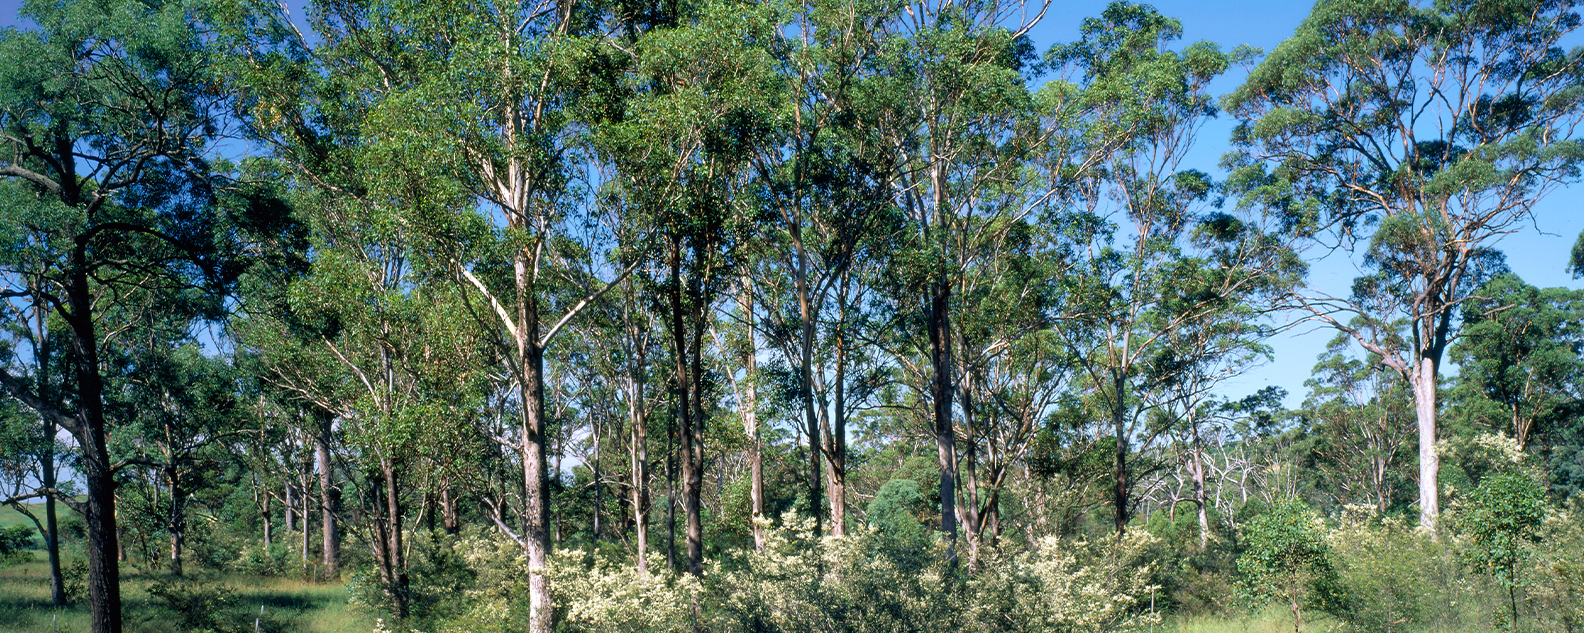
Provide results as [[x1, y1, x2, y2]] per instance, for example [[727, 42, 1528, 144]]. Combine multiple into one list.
[[3, 0, 1584, 632]]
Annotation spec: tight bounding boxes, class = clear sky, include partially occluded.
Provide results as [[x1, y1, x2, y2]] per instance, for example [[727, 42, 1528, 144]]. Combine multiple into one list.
[[4, 0, 1582, 408]]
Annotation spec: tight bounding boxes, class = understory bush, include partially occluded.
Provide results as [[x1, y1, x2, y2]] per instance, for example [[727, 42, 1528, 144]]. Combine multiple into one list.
[[0, 524, 35, 563], [1328, 508, 1433, 633]]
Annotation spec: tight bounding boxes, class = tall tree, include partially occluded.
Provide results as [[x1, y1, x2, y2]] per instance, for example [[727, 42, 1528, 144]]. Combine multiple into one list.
[[1044, 2, 1293, 537], [1225, 0, 1584, 530], [592, 0, 779, 582], [869, 0, 1050, 561], [0, 0, 234, 629], [0, 271, 69, 604]]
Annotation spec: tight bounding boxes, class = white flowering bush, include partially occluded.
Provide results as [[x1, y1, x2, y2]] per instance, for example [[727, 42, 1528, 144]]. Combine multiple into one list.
[[1327, 509, 1435, 633], [707, 514, 1160, 633], [1530, 503, 1584, 633], [549, 549, 701, 633], [968, 531, 1162, 633], [709, 515, 964, 633]]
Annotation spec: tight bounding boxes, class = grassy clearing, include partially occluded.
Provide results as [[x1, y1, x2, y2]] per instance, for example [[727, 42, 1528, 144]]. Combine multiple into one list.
[[0, 551, 371, 633], [1161, 606, 1337, 633], [1, 503, 46, 530]]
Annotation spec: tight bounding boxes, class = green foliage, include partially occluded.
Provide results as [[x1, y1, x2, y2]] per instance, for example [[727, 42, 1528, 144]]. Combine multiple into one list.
[[1329, 511, 1432, 633], [1532, 501, 1584, 633], [866, 479, 930, 565], [1452, 274, 1584, 453], [1454, 470, 1546, 631], [145, 577, 242, 633], [1455, 471, 1546, 590], [231, 544, 294, 578], [1236, 498, 1342, 629], [706, 515, 1161, 633], [0, 524, 35, 563]]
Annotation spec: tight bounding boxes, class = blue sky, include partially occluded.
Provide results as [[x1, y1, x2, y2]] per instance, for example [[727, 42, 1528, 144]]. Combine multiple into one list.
[[5, 0, 1582, 408]]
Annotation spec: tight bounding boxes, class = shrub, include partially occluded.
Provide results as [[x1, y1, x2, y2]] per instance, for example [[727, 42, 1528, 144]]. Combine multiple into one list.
[[1237, 497, 1342, 633], [710, 514, 1161, 633], [233, 543, 294, 577], [1455, 470, 1546, 633], [144, 577, 246, 633], [551, 550, 699, 633], [0, 524, 36, 563], [970, 531, 1162, 633], [1328, 508, 1429, 633]]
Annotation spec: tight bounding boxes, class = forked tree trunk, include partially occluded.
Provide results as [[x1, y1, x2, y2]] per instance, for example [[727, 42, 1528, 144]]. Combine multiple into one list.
[[826, 320, 847, 538], [372, 457, 409, 619], [961, 369, 983, 566]]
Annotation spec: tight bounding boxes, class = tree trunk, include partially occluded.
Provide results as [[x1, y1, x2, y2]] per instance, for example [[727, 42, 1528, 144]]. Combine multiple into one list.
[[373, 457, 409, 619], [667, 413, 676, 572], [167, 469, 185, 577], [1113, 371, 1130, 538], [1412, 356, 1439, 531], [668, 240, 704, 577], [961, 369, 983, 566], [45, 472, 64, 604], [34, 300, 66, 605], [285, 482, 297, 535], [521, 340, 552, 633], [738, 280, 765, 551], [798, 258, 821, 537], [826, 318, 847, 538], [593, 414, 602, 541], [262, 487, 273, 550], [1290, 583, 1301, 633], [69, 259, 123, 633], [317, 415, 339, 572], [927, 276, 957, 562], [1191, 416, 1210, 550], [630, 373, 650, 574]]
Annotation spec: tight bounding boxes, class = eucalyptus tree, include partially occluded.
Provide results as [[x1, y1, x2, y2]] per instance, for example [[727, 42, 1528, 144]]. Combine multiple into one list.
[[948, 221, 1073, 562], [0, 0, 240, 629], [741, 0, 906, 537], [115, 343, 243, 576], [240, 179, 489, 618], [865, 0, 1051, 559], [225, 1, 638, 626], [1043, 2, 1295, 537], [0, 267, 69, 604], [593, 0, 779, 578], [1300, 335, 1415, 513], [1224, 0, 1584, 530]]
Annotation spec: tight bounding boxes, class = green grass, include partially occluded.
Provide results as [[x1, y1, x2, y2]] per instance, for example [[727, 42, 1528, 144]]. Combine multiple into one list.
[[1161, 607, 1333, 633], [0, 551, 371, 633], [0, 503, 46, 529]]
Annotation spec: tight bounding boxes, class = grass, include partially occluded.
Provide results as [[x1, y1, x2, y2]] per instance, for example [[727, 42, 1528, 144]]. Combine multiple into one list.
[[0, 550, 371, 633], [1, 503, 46, 530], [1160, 606, 1339, 633]]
